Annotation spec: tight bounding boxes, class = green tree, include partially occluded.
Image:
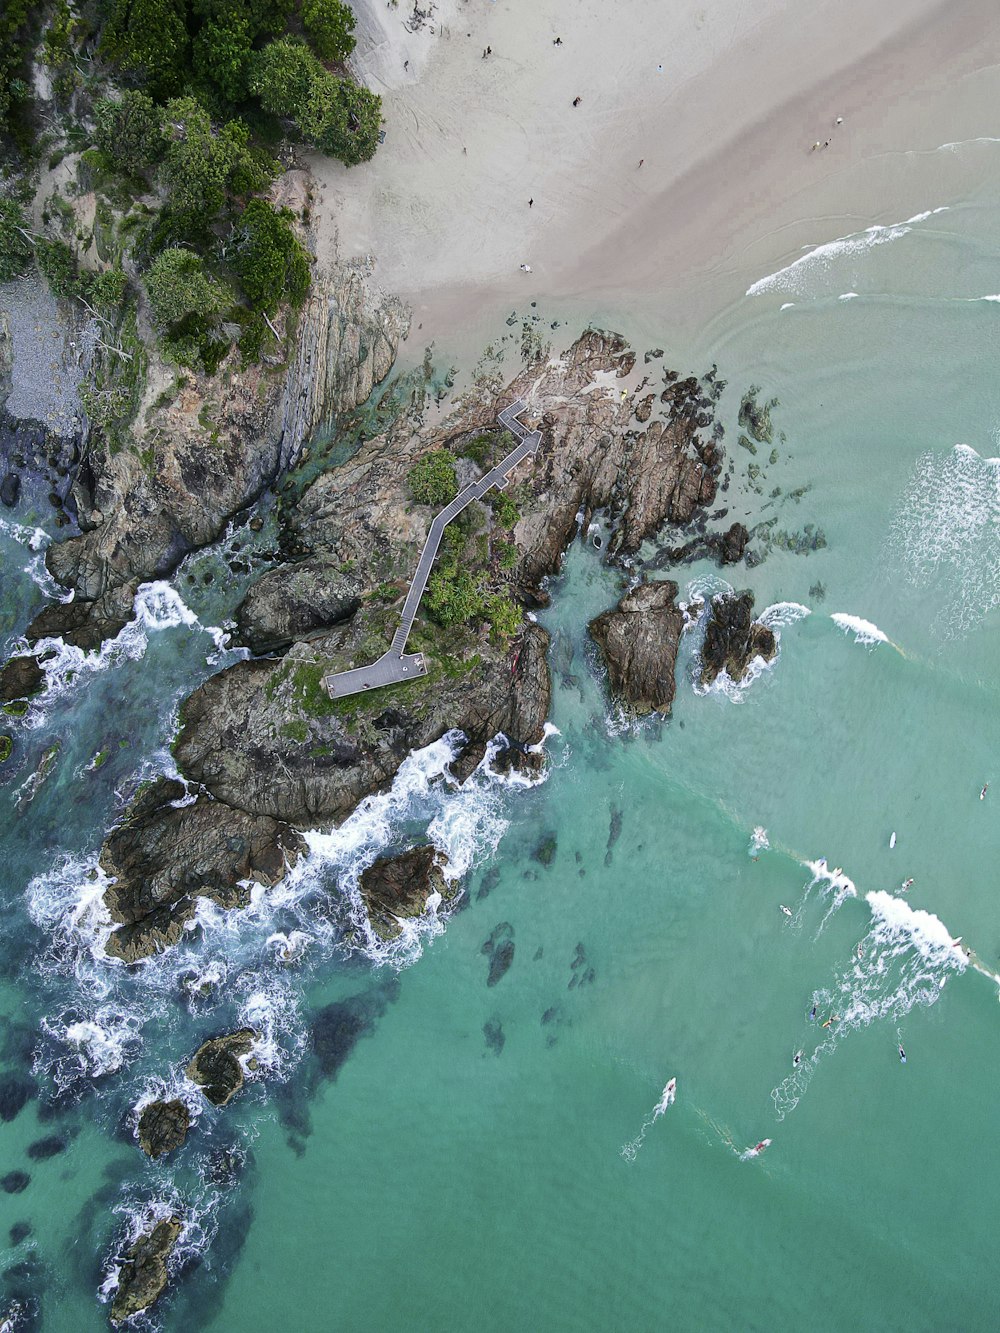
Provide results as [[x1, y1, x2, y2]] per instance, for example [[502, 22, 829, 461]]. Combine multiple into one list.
[[485, 593, 521, 638], [407, 450, 458, 506], [94, 92, 163, 176], [229, 199, 310, 313], [159, 98, 272, 218], [145, 248, 226, 328], [301, 0, 356, 63], [248, 36, 317, 119], [0, 0, 33, 140], [0, 198, 35, 282], [301, 71, 381, 166], [426, 568, 485, 628], [100, 0, 191, 97], [492, 491, 519, 529], [193, 13, 254, 103]]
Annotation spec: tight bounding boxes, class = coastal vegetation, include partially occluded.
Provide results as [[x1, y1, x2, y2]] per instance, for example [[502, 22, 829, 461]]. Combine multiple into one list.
[[0, 0, 381, 446]]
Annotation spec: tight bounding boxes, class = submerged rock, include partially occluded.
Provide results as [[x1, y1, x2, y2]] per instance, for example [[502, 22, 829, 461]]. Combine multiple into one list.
[[0, 1074, 36, 1123], [100, 777, 305, 962], [186, 1030, 257, 1107], [700, 591, 776, 686], [487, 940, 515, 987], [109, 1215, 183, 1326], [25, 1135, 65, 1161], [1, 1171, 29, 1193], [358, 845, 450, 941], [137, 1099, 191, 1159], [0, 656, 44, 704], [588, 579, 684, 715]]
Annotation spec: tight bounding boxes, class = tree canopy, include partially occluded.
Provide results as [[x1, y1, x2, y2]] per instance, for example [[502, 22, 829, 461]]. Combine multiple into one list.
[[145, 247, 226, 328], [94, 92, 163, 176], [229, 199, 310, 313], [301, 0, 356, 63]]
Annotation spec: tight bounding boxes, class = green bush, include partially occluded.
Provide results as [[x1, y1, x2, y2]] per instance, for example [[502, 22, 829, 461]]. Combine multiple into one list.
[[0, 198, 35, 282], [492, 490, 519, 529], [457, 434, 493, 467], [35, 238, 78, 298], [229, 198, 309, 313], [301, 72, 382, 166], [87, 267, 129, 312], [426, 567, 484, 628], [302, 0, 356, 62], [145, 247, 226, 327], [248, 36, 317, 120], [193, 13, 253, 103], [495, 539, 518, 570], [485, 593, 521, 638], [407, 449, 458, 506], [100, 0, 191, 97], [94, 92, 163, 176]]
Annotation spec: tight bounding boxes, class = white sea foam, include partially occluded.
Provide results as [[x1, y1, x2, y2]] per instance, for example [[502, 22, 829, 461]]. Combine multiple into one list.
[[771, 882, 967, 1119], [759, 601, 811, 629], [749, 826, 770, 857], [838, 292, 859, 301], [746, 208, 948, 298], [830, 612, 889, 646], [621, 1077, 676, 1161], [886, 443, 1000, 638], [39, 1005, 144, 1089]]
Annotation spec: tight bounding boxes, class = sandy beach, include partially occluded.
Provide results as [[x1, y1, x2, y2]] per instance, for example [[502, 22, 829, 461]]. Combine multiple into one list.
[[311, 0, 1000, 358]]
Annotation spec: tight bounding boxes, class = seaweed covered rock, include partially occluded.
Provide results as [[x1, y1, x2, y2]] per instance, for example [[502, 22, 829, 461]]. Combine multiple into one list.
[[100, 777, 306, 962], [137, 1100, 191, 1159], [358, 845, 450, 940], [700, 591, 776, 686], [109, 1215, 183, 1325], [186, 1030, 256, 1107], [589, 580, 684, 715]]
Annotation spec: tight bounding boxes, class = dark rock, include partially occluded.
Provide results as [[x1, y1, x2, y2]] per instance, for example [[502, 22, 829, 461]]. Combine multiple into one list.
[[186, 1030, 257, 1107], [101, 777, 305, 962], [9, 1221, 31, 1245], [0, 472, 20, 507], [720, 521, 749, 564], [480, 922, 513, 956], [606, 805, 622, 865], [201, 1141, 246, 1188], [358, 845, 450, 941], [311, 980, 398, 1080], [137, 1099, 191, 1159], [1, 1171, 29, 1193], [234, 562, 362, 655], [483, 1018, 505, 1054], [571, 943, 587, 970], [0, 657, 44, 704], [589, 579, 684, 715], [541, 1006, 560, 1025], [487, 939, 515, 987], [25, 1135, 65, 1161], [0, 1074, 36, 1122], [532, 834, 557, 867], [109, 1215, 183, 1326], [700, 590, 777, 686], [26, 599, 126, 653]]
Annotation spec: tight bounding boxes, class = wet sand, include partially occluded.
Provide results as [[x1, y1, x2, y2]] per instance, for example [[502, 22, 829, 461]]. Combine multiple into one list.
[[313, 0, 1000, 352]]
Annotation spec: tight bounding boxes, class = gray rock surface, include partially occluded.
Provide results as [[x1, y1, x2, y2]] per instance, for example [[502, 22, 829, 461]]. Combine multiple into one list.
[[109, 1215, 182, 1325], [589, 580, 685, 715], [185, 1030, 256, 1107], [137, 1099, 191, 1159], [358, 845, 450, 940], [700, 590, 777, 685]]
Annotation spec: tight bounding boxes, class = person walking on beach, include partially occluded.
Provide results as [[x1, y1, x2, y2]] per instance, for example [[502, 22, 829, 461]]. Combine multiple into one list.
[[528, 198, 533, 207], [572, 96, 581, 107], [638, 159, 644, 168], [553, 36, 562, 45]]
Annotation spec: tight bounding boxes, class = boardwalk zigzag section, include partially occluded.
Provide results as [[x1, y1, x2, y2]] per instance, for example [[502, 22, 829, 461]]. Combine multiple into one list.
[[323, 402, 538, 701]]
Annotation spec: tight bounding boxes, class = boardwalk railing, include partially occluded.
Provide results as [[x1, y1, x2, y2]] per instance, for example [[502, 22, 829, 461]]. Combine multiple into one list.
[[323, 402, 539, 701]]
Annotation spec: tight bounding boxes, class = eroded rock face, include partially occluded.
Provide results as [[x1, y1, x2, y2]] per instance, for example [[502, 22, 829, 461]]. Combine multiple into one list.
[[109, 1216, 182, 1325], [358, 846, 450, 940], [0, 655, 45, 703], [234, 561, 362, 655], [137, 1099, 191, 1159], [700, 591, 776, 685], [100, 778, 306, 962], [589, 580, 684, 715], [186, 1030, 257, 1107]]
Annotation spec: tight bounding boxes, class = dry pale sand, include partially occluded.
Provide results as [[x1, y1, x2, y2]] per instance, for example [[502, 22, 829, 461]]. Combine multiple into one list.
[[312, 0, 1000, 356]]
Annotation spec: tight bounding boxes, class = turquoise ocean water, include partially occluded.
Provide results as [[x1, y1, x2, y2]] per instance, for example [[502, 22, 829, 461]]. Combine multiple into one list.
[[3, 144, 1000, 1329]]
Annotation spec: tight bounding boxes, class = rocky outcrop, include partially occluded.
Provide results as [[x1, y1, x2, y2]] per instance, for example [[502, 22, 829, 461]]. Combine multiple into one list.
[[589, 579, 684, 715], [95, 328, 723, 947], [700, 591, 776, 685], [185, 1030, 256, 1107], [0, 655, 45, 703], [26, 598, 127, 654], [109, 1215, 183, 1325], [100, 777, 306, 962], [233, 560, 362, 655], [38, 256, 408, 651], [137, 1099, 191, 1159], [358, 845, 450, 940]]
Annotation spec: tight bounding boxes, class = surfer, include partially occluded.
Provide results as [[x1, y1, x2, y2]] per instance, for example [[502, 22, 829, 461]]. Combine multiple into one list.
[[889, 832, 896, 848], [779, 904, 793, 917], [752, 1139, 771, 1156], [808, 1004, 817, 1021], [821, 1014, 839, 1028], [856, 941, 864, 960], [981, 783, 989, 800], [898, 1045, 906, 1063], [901, 878, 914, 891], [792, 1050, 803, 1067]]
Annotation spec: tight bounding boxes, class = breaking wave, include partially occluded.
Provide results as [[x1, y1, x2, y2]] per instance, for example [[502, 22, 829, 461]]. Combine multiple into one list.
[[830, 612, 890, 646]]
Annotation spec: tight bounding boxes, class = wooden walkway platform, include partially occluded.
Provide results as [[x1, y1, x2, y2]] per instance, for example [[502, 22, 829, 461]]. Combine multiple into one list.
[[323, 402, 539, 701]]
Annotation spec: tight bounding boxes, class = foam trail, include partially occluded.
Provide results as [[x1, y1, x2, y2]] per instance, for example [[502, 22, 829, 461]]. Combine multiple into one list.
[[621, 1077, 676, 1161], [830, 612, 897, 650], [746, 208, 949, 297]]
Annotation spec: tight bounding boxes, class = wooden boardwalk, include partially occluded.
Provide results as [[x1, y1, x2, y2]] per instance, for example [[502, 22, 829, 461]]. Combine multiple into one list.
[[323, 402, 540, 701]]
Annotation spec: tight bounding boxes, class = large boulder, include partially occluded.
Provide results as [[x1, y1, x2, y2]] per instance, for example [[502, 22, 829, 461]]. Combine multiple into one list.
[[358, 845, 450, 940], [186, 1029, 257, 1107], [100, 778, 306, 962], [0, 655, 45, 703], [109, 1215, 183, 1325], [234, 561, 361, 656], [700, 590, 776, 685], [137, 1099, 191, 1159], [589, 580, 684, 715]]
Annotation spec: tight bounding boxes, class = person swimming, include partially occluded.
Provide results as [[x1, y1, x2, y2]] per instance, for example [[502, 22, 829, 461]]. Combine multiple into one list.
[[808, 1004, 817, 1021], [899, 1045, 906, 1063], [901, 878, 914, 891], [981, 784, 989, 800]]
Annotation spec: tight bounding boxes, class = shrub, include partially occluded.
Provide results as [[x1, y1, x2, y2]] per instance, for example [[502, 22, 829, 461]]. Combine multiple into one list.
[[0, 198, 35, 282], [229, 198, 309, 313], [35, 238, 78, 298], [485, 593, 521, 638], [249, 36, 317, 120], [159, 99, 272, 220], [145, 247, 225, 328], [193, 13, 253, 103], [457, 434, 493, 467], [301, 0, 356, 63], [87, 267, 129, 312], [492, 490, 519, 529], [426, 567, 484, 628], [301, 72, 382, 166], [100, 0, 191, 97], [94, 92, 163, 176], [407, 449, 457, 506]]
